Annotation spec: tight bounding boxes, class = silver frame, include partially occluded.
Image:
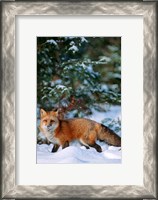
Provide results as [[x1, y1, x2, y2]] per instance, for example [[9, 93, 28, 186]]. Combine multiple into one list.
[[1, 1, 157, 199]]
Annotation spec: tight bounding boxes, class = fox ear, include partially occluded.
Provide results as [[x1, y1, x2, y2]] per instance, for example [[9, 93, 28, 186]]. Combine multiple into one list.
[[52, 110, 59, 117], [40, 109, 47, 117], [55, 110, 59, 117]]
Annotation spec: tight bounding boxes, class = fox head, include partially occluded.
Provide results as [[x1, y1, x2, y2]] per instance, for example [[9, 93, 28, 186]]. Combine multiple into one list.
[[40, 109, 59, 138]]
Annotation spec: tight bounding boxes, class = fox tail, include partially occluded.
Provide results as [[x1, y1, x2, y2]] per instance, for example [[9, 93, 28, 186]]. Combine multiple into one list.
[[98, 124, 121, 147]]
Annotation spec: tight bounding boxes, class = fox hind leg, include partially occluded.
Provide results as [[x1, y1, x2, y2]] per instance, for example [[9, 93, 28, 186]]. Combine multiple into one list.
[[89, 143, 102, 153], [79, 139, 90, 149], [79, 141, 90, 149], [81, 132, 102, 153]]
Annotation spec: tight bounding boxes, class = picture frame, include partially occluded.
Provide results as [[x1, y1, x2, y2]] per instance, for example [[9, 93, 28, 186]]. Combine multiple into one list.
[[1, 1, 157, 199]]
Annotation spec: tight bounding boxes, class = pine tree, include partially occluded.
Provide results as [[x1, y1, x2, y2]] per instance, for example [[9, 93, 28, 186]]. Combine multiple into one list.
[[37, 37, 121, 118]]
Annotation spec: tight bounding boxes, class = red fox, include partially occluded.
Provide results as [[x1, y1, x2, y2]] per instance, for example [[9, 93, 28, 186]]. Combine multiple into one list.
[[39, 109, 121, 153]]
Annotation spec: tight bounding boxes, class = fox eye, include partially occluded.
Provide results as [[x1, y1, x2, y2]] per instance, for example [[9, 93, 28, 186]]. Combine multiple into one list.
[[50, 120, 55, 123], [43, 120, 47, 123]]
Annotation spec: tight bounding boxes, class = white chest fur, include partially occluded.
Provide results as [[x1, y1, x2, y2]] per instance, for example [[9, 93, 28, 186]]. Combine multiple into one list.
[[47, 134, 60, 144], [41, 124, 60, 144]]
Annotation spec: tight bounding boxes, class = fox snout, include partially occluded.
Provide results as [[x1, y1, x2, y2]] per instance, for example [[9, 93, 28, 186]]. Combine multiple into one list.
[[47, 124, 52, 128], [47, 124, 53, 131]]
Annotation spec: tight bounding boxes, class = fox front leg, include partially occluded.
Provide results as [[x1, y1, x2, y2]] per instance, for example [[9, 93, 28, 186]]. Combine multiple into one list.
[[62, 141, 69, 149], [51, 144, 60, 153]]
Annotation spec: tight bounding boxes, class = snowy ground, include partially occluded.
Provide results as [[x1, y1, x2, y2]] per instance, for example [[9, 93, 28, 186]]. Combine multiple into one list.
[[37, 105, 121, 164]]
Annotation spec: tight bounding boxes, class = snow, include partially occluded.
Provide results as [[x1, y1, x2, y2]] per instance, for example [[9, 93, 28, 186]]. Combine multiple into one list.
[[108, 45, 119, 52], [80, 37, 88, 43], [56, 85, 66, 90], [65, 36, 88, 43], [88, 105, 121, 124], [68, 41, 79, 53], [37, 143, 121, 164], [51, 79, 62, 86], [69, 45, 79, 53], [101, 84, 108, 92], [47, 39, 58, 46], [37, 105, 122, 164], [99, 56, 111, 63]]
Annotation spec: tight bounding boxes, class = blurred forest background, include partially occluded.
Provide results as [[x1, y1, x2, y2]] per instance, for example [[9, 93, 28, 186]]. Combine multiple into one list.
[[37, 37, 121, 120]]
